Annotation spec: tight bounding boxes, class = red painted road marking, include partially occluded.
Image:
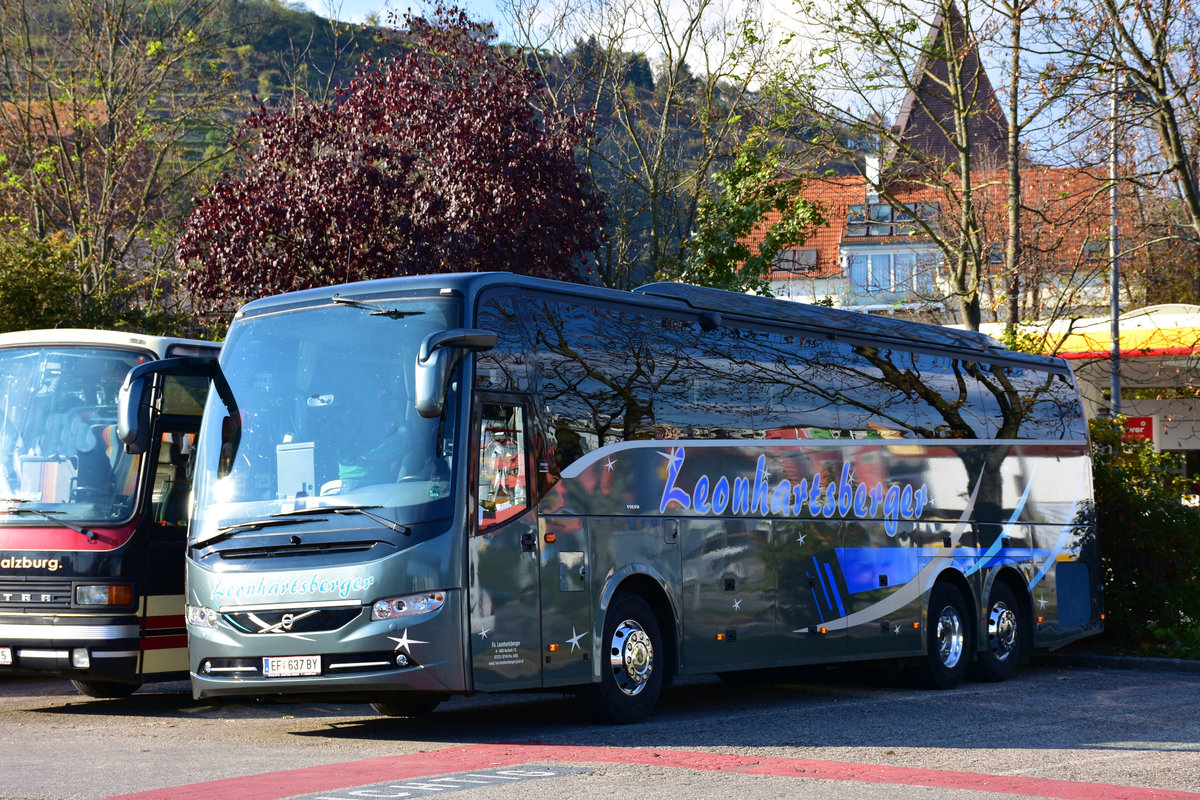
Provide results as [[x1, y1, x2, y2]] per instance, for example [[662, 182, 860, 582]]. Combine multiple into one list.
[[102, 742, 1200, 800]]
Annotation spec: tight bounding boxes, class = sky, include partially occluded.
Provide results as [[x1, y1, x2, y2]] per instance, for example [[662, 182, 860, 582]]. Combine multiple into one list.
[[302, 0, 510, 32]]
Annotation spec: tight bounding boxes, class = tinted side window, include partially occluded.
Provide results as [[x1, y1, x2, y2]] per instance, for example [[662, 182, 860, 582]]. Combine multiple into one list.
[[975, 363, 1086, 440], [528, 297, 760, 473], [475, 293, 530, 392], [529, 298, 661, 471], [834, 344, 921, 437], [903, 354, 984, 439], [745, 330, 843, 438]]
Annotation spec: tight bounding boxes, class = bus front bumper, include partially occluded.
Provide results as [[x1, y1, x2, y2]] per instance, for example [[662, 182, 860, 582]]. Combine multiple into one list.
[[0, 617, 141, 682], [187, 592, 467, 701]]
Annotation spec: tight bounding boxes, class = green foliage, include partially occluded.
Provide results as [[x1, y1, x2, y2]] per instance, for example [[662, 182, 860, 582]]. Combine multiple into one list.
[[221, 0, 388, 99], [672, 137, 826, 295], [1090, 416, 1200, 657], [0, 231, 188, 335], [0, 232, 79, 332], [999, 325, 1044, 355]]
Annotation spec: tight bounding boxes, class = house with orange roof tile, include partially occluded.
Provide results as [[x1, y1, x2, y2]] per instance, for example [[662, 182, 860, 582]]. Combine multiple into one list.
[[747, 7, 1123, 325]]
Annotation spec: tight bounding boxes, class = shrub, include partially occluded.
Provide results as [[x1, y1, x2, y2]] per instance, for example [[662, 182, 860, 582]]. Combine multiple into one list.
[[0, 232, 78, 332], [1090, 416, 1200, 656]]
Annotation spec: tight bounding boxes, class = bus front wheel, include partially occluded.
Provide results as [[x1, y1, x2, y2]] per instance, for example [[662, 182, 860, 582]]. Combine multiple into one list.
[[70, 679, 139, 699], [915, 583, 970, 690], [970, 581, 1022, 682], [580, 592, 663, 724]]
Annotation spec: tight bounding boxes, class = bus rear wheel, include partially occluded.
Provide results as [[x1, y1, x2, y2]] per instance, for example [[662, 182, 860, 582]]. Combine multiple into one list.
[[579, 592, 663, 724], [70, 679, 139, 699], [970, 581, 1022, 682], [915, 583, 970, 690]]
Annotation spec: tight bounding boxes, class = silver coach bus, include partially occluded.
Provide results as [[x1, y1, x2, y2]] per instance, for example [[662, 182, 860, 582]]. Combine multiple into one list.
[[120, 274, 1100, 722]]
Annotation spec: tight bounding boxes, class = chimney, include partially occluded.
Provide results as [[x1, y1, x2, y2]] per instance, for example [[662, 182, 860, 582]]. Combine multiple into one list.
[[865, 155, 881, 188]]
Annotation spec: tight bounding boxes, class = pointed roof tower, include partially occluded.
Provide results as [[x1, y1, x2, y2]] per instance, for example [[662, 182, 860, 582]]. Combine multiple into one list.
[[886, 2, 1008, 171]]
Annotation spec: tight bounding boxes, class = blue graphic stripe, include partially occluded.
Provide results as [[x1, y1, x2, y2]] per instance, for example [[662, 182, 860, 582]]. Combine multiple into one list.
[[964, 467, 1037, 577], [836, 547, 1055, 595], [823, 562, 846, 617], [813, 557, 834, 612]]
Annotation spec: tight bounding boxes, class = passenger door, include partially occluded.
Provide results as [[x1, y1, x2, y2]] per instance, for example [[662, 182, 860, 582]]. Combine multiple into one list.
[[467, 397, 542, 691], [139, 428, 197, 677]]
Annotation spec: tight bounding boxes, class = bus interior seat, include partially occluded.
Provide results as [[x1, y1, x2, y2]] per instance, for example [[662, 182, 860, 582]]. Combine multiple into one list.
[[156, 434, 192, 526], [98, 425, 138, 498]]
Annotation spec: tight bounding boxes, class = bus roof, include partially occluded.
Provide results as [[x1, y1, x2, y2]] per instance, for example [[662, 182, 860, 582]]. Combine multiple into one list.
[[0, 328, 218, 359], [233, 272, 1063, 369]]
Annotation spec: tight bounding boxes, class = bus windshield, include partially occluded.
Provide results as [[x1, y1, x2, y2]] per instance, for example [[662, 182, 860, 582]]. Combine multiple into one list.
[[0, 346, 147, 522], [190, 296, 462, 543]]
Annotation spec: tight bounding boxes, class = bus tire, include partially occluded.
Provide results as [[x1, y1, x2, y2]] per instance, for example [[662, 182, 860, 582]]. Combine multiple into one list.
[[370, 695, 444, 717], [70, 679, 139, 699], [916, 582, 970, 690], [970, 581, 1022, 682], [579, 592, 663, 724]]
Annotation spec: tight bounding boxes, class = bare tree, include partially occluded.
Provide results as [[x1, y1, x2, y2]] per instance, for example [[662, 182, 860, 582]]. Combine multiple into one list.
[[0, 0, 242, 325], [498, 0, 773, 289], [1014, 0, 1200, 324], [1092, 0, 1200, 246], [975, 0, 1099, 331], [768, 0, 1013, 328]]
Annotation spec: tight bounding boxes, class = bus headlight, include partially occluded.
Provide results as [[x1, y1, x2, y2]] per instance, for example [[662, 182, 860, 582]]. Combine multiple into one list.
[[186, 604, 220, 628], [371, 591, 445, 621], [75, 584, 133, 606]]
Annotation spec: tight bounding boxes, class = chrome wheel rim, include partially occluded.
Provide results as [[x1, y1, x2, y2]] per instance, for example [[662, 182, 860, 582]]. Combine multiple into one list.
[[935, 604, 965, 669], [609, 618, 654, 696], [987, 601, 1018, 662]]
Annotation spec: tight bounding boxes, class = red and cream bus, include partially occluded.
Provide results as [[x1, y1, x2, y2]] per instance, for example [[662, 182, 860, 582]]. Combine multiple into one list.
[[0, 329, 217, 697]]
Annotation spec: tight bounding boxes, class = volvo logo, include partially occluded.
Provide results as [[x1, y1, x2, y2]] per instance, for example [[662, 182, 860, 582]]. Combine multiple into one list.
[[247, 609, 319, 634]]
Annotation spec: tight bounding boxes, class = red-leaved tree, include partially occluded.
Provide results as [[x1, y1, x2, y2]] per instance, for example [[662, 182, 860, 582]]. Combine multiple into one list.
[[179, 6, 604, 316]]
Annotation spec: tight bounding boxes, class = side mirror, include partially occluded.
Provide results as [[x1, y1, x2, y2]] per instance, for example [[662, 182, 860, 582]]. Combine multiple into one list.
[[118, 356, 240, 457], [117, 370, 156, 455], [415, 329, 497, 418]]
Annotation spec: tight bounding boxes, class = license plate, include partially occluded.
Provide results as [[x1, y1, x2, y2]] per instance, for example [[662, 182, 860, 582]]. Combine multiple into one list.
[[0, 647, 11, 666], [262, 655, 321, 677]]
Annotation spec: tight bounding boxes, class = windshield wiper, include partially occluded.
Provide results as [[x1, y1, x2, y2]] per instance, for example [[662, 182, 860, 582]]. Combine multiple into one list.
[[272, 504, 410, 535], [2, 504, 96, 541], [332, 296, 426, 320], [194, 516, 326, 547]]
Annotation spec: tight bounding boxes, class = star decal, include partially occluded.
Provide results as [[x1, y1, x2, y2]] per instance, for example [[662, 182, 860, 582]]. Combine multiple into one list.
[[1038, 594, 1048, 609], [657, 448, 684, 471], [477, 627, 491, 640], [567, 626, 588, 652], [603, 457, 617, 471], [893, 624, 902, 635], [388, 628, 429, 653], [796, 532, 807, 545], [731, 598, 742, 611]]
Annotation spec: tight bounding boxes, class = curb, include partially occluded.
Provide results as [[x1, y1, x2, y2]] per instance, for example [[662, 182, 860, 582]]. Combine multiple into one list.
[[1034, 652, 1200, 674]]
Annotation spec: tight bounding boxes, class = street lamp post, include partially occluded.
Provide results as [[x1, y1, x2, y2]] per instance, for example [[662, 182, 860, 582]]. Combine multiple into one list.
[[1109, 66, 1122, 417]]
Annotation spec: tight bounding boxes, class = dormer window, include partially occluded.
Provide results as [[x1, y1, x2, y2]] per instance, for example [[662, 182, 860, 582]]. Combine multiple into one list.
[[845, 202, 937, 238]]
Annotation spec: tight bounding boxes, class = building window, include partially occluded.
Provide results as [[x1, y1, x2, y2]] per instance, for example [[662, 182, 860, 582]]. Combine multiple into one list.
[[845, 202, 937, 238], [1083, 241, 1106, 262], [869, 203, 893, 236], [846, 205, 868, 237], [987, 243, 1004, 267], [776, 248, 818, 273], [847, 252, 937, 293]]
